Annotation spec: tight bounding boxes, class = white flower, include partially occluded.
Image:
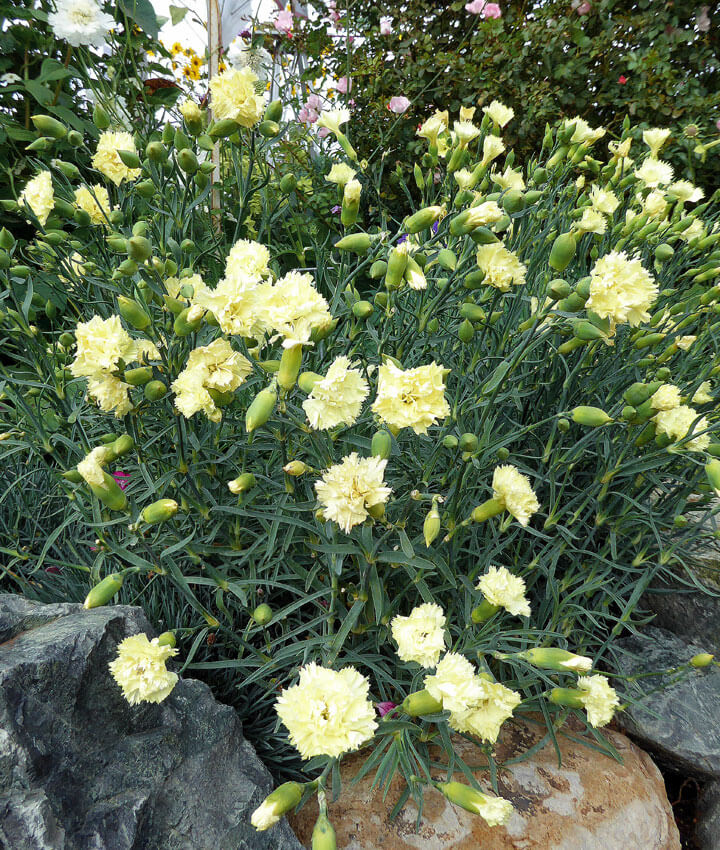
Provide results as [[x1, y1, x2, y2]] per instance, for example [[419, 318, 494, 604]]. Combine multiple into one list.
[[477, 566, 531, 617], [49, 0, 116, 48], [391, 603, 446, 668], [634, 158, 674, 188]]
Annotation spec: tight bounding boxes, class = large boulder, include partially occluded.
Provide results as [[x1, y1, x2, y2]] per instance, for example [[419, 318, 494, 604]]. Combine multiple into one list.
[[697, 781, 720, 850], [641, 573, 720, 654], [290, 717, 679, 849], [614, 626, 720, 778], [0, 594, 302, 850]]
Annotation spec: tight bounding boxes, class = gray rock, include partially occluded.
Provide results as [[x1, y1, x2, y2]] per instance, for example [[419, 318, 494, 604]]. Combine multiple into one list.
[[614, 625, 720, 778], [697, 780, 720, 850], [642, 582, 720, 654], [0, 594, 303, 850]]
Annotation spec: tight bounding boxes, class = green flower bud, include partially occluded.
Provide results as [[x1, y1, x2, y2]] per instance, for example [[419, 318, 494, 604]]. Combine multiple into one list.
[[570, 406, 613, 427], [471, 599, 501, 623], [228, 472, 256, 494], [209, 118, 241, 138], [157, 631, 176, 648], [117, 149, 141, 169], [117, 258, 139, 277], [497, 447, 510, 461], [352, 300, 374, 320], [89, 472, 128, 511], [284, 460, 309, 476], [265, 99, 283, 122], [463, 269, 486, 291], [371, 429, 392, 459], [312, 813, 337, 850], [459, 433, 478, 452], [297, 371, 321, 393], [458, 319, 474, 343], [334, 233, 371, 255], [62, 469, 83, 483], [549, 232, 576, 272], [83, 573, 123, 609], [469, 226, 501, 245], [279, 174, 297, 194], [520, 647, 592, 672], [705, 459, 720, 496], [135, 179, 156, 199], [253, 603, 273, 625], [401, 689, 443, 716], [471, 498, 505, 523], [423, 501, 441, 547], [459, 303, 486, 322], [92, 103, 111, 129], [141, 498, 179, 526], [690, 653, 715, 668], [405, 206, 443, 234], [118, 296, 151, 330], [502, 189, 525, 215], [258, 120, 280, 138], [443, 434, 458, 449], [246, 387, 277, 432], [111, 434, 135, 458], [548, 278, 571, 300], [384, 246, 408, 288], [177, 148, 199, 174], [572, 321, 606, 342], [251, 781, 303, 831], [278, 344, 303, 390], [67, 130, 83, 147], [127, 235, 152, 263], [145, 141, 168, 162], [144, 380, 167, 401], [174, 306, 203, 337], [655, 243, 674, 262], [124, 366, 153, 386]]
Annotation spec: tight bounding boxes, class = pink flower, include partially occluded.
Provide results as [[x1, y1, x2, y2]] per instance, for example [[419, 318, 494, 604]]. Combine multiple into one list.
[[380, 16, 393, 35], [716, 118, 720, 132], [376, 701, 397, 717], [307, 93, 322, 110], [576, 1, 591, 14], [618, 74, 628, 85], [298, 105, 318, 124], [483, 2, 502, 17], [317, 126, 331, 138], [336, 76, 352, 94], [388, 95, 411, 114], [112, 471, 130, 491], [274, 9, 294, 34], [465, 0, 487, 12]]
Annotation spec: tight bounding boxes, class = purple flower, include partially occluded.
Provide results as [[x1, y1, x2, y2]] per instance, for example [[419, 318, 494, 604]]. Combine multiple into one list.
[[112, 471, 130, 491], [376, 701, 397, 717], [331, 204, 342, 214]]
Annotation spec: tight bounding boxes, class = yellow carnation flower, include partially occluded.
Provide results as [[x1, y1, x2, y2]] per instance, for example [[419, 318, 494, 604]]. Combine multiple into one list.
[[481, 134, 505, 167], [692, 381, 713, 405], [209, 66, 265, 127], [642, 127, 671, 158], [634, 157, 673, 188], [276, 662, 377, 759], [577, 207, 607, 235], [315, 452, 392, 532], [172, 338, 252, 422], [576, 674, 619, 727], [490, 166, 525, 191], [372, 360, 449, 435], [482, 100, 514, 128], [417, 110, 449, 144], [92, 131, 141, 185], [650, 384, 681, 411], [18, 171, 54, 226], [74, 184, 113, 225], [476, 243, 527, 292], [77, 445, 112, 486], [325, 162, 357, 186], [179, 98, 202, 123], [302, 356, 369, 430], [654, 405, 710, 452], [585, 251, 658, 329], [391, 603, 446, 668], [492, 464, 540, 527], [70, 315, 137, 378], [108, 633, 179, 705], [589, 185, 619, 215], [566, 116, 605, 145], [424, 652, 483, 715], [255, 271, 333, 347], [449, 678, 521, 743], [476, 565, 531, 617], [87, 374, 134, 417]]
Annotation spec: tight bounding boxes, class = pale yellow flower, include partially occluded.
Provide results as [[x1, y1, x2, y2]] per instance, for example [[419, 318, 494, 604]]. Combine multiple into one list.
[[490, 165, 525, 192], [481, 134, 505, 167], [577, 674, 619, 727], [391, 603, 446, 668], [77, 445, 112, 487], [325, 162, 356, 186], [92, 131, 141, 185], [70, 315, 137, 378], [276, 662, 377, 759], [476, 243, 527, 292], [424, 652, 483, 715], [209, 67, 265, 127], [676, 335, 697, 351], [255, 271, 333, 347], [18, 171, 54, 226], [454, 169, 475, 191], [172, 338, 251, 422], [417, 110, 449, 144], [668, 180, 704, 204], [654, 405, 710, 451], [453, 120, 481, 147], [476, 566, 531, 617], [465, 201, 504, 228], [642, 127, 671, 158], [372, 361, 450, 435], [692, 381, 713, 405], [316, 107, 351, 137], [74, 184, 112, 225], [589, 185, 619, 215], [482, 100, 514, 128], [586, 251, 658, 329], [634, 157, 674, 188], [492, 464, 540, 526], [224, 238, 271, 283], [315, 453, 391, 532], [179, 98, 202, 123], [650, 384, 681, 411], [577, 207, 607, 235], [302, 356, 369, 430], [459, 105, 476, 121], [642, 190, 668, 220], [566, 116, 605, 145], [87, 374, 134, 417], [344, 178, 362, 204], [109, 633, 179, 705], [679, 219, 705, 243], [449, 678, 521, 743]]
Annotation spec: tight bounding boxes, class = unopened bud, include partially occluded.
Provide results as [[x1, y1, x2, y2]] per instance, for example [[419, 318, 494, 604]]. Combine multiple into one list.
[[371, 429, 393, 460], [117, 296, 151, 331], [405, 206, 443, 234], [278, 344, 303, 390], [423, 502, 441, 547], [520, 647, 592, 672], [570, 406, 612, 427], [312, 812, 337, 850], [401, 689, 443, 716], [246, 387, 277, 432], [250, 781, 303, 831], [141, 498, 179, 525], [253, 603, 273, 625], [83, 573, 123, 609], [283, 460, 309, 476], [690, 653, 714, 668]]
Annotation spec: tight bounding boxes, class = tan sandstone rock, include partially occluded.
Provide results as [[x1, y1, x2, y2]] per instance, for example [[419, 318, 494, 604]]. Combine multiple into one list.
[[290, 717, 680, 850]]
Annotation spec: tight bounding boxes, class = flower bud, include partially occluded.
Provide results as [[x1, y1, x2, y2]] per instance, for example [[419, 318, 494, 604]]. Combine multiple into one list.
[[423, 501, 441, 547], [405, 206, 443, 234], [572, 321, 606, 342], [157, 631, 176, 647], [459, 433, 478, 453], [284, 460, 309, 476], [298, 371, 322, 393], [279, 174, 297, 194], [548, 686, 586, 710], [570, 406, 612, 427], [352, 300, 374, 320], [228, 472, 256, 494], [384, 246, 408, 289], [369, 259, 387, 279], [253, 603, 273, 625], [371, 429, 392, 460], [549, 232, 576, 272], [705, 460, 720, 497], [145, 140, 168, 162], [436, 782, 512, 825], [144, 380, 167, 401], [111, 434, 135, 458], [655, 243, 674, 262], [278, 344, 303, 390], [520, 647, 592, 672], [471, 599, 501, 623], [690, 653, 715, 668], [83, 573, 124, 609], [89, 473, 128, 511], [173, 306, 203, 337], [177, 148, 199, 174], [141, 498, 179, 526], [117, 296, 151, 331], [258, 120, 280, 138], [246, 387, 277, 432], [250, 781, 304, 831], [458, 319, 474, 343], [471, 498, 505, 523], [265, 99, 283, 123], [92, 102, 111, 129], [401, 689, 443, 716], [116, 259, 138, 277], [117, 148, 142, 169], [67, 130, 83, 147], [124, 366, 153, 386], [334, 233, 371, 254]]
